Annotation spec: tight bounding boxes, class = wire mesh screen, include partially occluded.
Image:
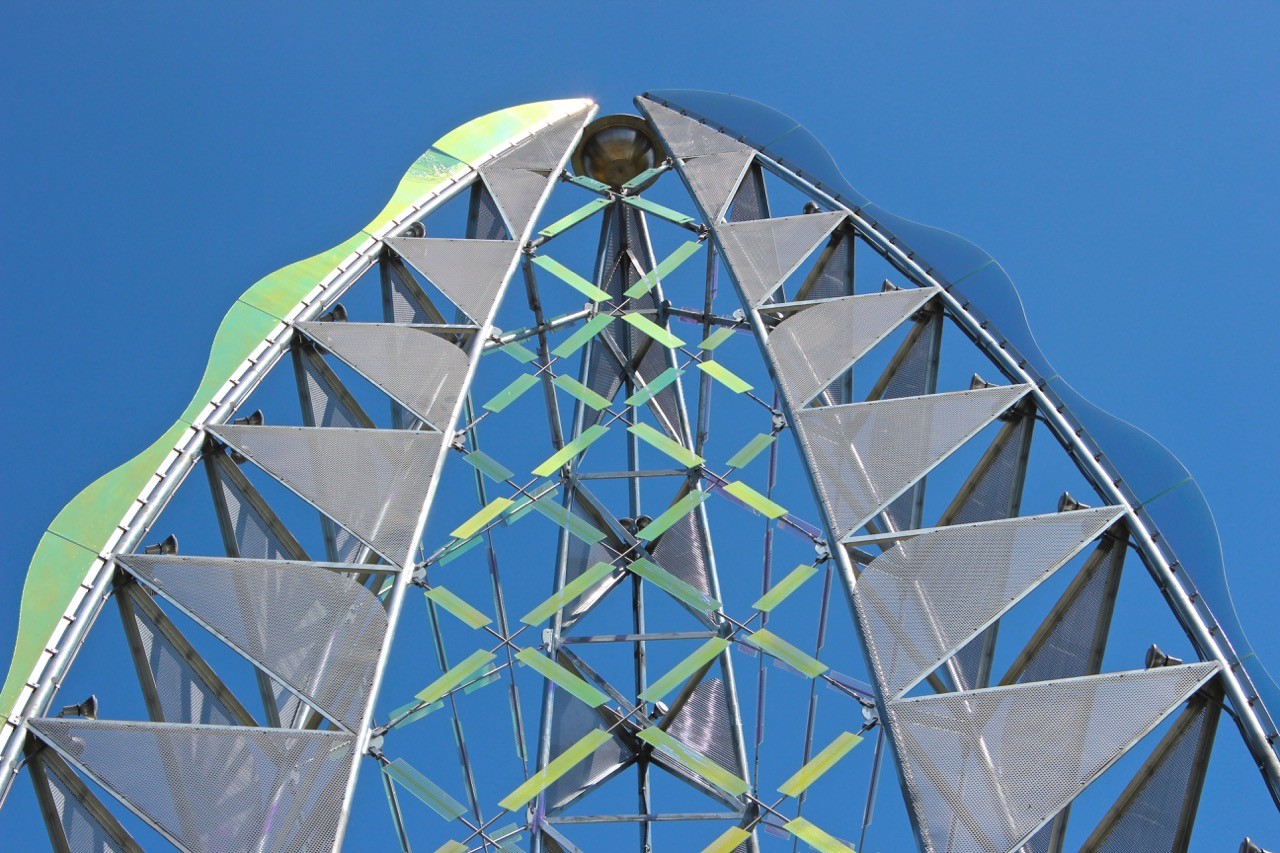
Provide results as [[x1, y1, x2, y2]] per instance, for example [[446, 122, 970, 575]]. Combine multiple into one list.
[[207, 453, 307, 563], [854, 507, 1122, 698], [665, 677, 741, 773], [489, 114, 584, 172], [680, 151, 754, 222], [384, 237, 516, 324], [794, 385, 1030, 539], [470, 179, 510, 240], [297, 322, 469, 433], [32, 749, 139, 853], [641, 100, 752, 158], [885, 663, 1218, 853], [651, 499, 714, 596], [545, 693, 631, 813], [121, 585, 243, 726], [118, 554, 388, 731], [728, 163, 768, 223], [207, 424, 444, 565], [481, 165, 549, 237], [29, 718, 355, 853], [766, 288, 935, 408], [716, 212, 846, 306]]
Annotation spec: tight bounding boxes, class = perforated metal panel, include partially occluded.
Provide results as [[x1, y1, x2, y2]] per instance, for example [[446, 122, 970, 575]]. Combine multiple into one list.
[[384, 237, 518, 324], [207, 424, 444, 565], [679, 151, 755, 223], [799, 231, 854, 304], [766, 288, 938, 407], [886, 663, 1219, 853], [29, 747, 142, 853], [856, 507, 1122, 698], [665, 677, 740, 773], [119, 584, 245, 726], [481, 166, 552, 236], [728, 163, 768, 223], [545, 689, 631, 812], [640, 99, 753, 158], [29, 718, 355, 853], [297, 322, 470, 433], [794, 385, 1031, 539], [715, 212, 847, 306], [117, 554, 388, 731], [382, 257, 440, 326], [1082, 685, 1220, 853], [488, 113, 585, 171], [651, 499, 713, 596]]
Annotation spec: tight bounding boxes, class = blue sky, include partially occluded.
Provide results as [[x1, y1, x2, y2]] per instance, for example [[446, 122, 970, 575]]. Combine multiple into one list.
[[1, 2, 1278, 849]]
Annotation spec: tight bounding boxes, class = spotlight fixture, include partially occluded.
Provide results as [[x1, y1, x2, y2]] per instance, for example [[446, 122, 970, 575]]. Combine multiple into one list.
[[1145, 644, 1184, 669], [1058, 492, 1091, 513], [232, 409, 263, 427], [572, 115, 661, 190], [1241, 838, 1273, 853], [57, 695, 98, 720], [969, 373, 997, 391], [143, 534, 178, 556], [317, 303, 348, 323]]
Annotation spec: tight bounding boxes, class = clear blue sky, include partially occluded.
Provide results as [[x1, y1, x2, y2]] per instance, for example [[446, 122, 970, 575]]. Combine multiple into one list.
[[1, 2, 1277, 849]]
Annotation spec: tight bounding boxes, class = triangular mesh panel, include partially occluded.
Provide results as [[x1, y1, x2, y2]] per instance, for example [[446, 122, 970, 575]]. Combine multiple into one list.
[[716, 212, 847, 306], [884, 663, 1218, 853], [728, 163, 768, 223], [1082, 687, 1220, 853], [469, 180, 509, 240], [207, 424, 444, 564], [381, 256, 441, 326], [384, 237, 518, 324], [793, 385, 1031, 539], [480, 166, 552, 237], [665, 677, 741, 774], [117, 554, 388, 731], [679, 151, 755, 223], [640, 98, 754, 158], [29, 718, 355, 853], [206, 451, 309, 563], [297, 322, 470, 433], [651, 500, 713, 596], [119, 584, 247, 726], [30, 748, 142, 853], [799, 230, 854, 303], [766, 288, 938, 407], [876, 313, 942, 532], [855, 507, 1123, 698], [487, 113, 585, 171], [545, 687, 631, 812]]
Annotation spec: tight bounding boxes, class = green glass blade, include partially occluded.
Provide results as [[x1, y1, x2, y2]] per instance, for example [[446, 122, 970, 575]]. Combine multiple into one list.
[[622, 195, 696, 226], [383, 758, 466, 820], [483, 374, 540, 413], [697, 360, 753, 393], [463, 667, 501, 695], [464, 449, 514, 483], [515, 648, 608, 707], [521, 561, 616, 625], [551, 314, 614, 358], [726, 433, 776, 469], [497, 339, 538, 364], [533, 255, 612, 302], [437, 535, 484, 566], [621, 313, 684, 349], [567, 174, 611, 193], [629, 558, 721, 613], [703, 827, 752, 853], [450, 497, 515, 540], [624, 240, 702, 298], [627, 422, 703, 468], [498, 729, 614, 810], [742, 629, 827, 678], [532, 424, 609, 476], [753, 564, 819, 612], [636, 727, 748, 797], [784, 817, 854, 852], [539, 197, 611, 238], [640, 638, 730, 702], [638, 491, 710, 541], [723, 481, 787, 519], [415, 649, 497, 705], [553, 374, 612, 411], [624, 367, 684, 406], [778, 731, 864, 797], [530, 499, 607, 544], [425, 586, 491, 629], [388, 698, 442, 729], [433, 842, 469, 853], [492, 824, 524, 853], [698, 326, 738, 351]]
